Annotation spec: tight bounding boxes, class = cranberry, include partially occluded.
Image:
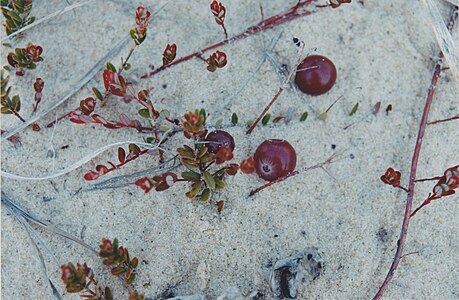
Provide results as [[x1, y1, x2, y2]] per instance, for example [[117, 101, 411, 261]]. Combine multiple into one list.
[[205, 130, 235, 153], [295, 55, 337, 95], [254, 139, 297, 181]]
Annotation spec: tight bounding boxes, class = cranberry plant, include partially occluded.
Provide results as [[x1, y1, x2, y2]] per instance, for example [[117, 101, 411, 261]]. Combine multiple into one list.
[[135, 109, 240, 203], [1, 0, 35, 35], [61, 238, 143, 300]]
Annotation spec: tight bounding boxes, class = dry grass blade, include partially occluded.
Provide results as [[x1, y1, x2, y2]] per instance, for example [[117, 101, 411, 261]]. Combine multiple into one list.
[[422, 0, 459, 80], [1, 0, 96, 41], [1, 192, 96, 253]]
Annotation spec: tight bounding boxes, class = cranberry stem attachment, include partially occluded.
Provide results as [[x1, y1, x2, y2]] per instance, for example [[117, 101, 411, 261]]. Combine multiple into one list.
[[373, 6, 458, 300], [249, 170, 298, 196], [249, 153, 337, 196]]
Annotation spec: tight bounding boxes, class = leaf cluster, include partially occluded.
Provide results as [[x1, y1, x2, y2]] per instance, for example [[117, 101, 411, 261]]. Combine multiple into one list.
[[1, 0, 35, 35], [1, 70, 21, 115]]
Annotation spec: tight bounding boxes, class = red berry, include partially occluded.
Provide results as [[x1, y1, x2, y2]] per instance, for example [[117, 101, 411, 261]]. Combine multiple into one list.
[[254, 139, 297, 181], [295, 55, 337, 95], [205, 130, 235, 153]]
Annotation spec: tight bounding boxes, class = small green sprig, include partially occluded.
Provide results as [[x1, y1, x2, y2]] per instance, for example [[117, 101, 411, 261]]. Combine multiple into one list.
[[1, 0, 35, 36]]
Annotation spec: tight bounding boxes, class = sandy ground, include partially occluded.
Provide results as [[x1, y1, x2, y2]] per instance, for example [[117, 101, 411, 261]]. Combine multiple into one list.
[[1, 0, 458, 299]]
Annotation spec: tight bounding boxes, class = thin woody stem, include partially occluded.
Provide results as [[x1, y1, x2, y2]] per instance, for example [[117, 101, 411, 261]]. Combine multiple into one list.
[[249, 153, 337, 196], [221, 24, 228, 39], [11, 108, 26, 123], [246, 87, 284, 134], [409, 194, 438, 218], [427, 114, 459, 125], [249, 170, 298, 197], [415, 176, 442, 183], [373, 6, 458, 299], [397, 186, 409, 193]]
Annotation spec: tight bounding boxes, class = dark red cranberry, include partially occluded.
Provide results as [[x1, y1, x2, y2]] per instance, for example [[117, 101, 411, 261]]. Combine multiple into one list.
[[254, 139, 297, 181], [205, 130, 235, 153], [295, 55, 337, 95]]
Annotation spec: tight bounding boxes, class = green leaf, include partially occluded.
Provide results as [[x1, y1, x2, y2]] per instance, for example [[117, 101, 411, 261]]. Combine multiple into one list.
[[10, 94, 20, 112], [181, 171, 201, 180], [105, 287, 113, 300], [181, 159, 199, 170], [201, 188, 211, 202], [14, 0, 26, 14], [1, 106, 12, 114], [128, 144, 141, 155], [92, 87, 104, 101], [215, 118, 223, 127], [199, 108, 206, 123], [318, 112, 328, 121], [349, 102, 359, 116], [138, 108, 150, 118], [8, 10, 22, 24], [126, 273, 136, 284], [203, 171, 215, 189], [124, 63, 132, 71], [111, 266, 126, 276], [186, 181, 202, 199], [131, 257, 139, 268], [106, 62, 117, 72], [231, 112, 238, 125], [262, 114, 271, 125], [214, 178, 226, 190], [300, 111, 308, 122], [177, 147, 195, 159]]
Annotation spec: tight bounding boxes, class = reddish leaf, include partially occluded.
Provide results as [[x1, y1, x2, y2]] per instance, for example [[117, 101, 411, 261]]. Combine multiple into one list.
[[118, 147, 126, 163], [240, 157, 255, 174], [135, 177, 154, 193], [162, 43, 177, 65], [381, 167, 401, 188], [103, 70, 126, 97], [79, 97, 96, 115], [225, 163, 239, 176], [84, 170, 100, 181]]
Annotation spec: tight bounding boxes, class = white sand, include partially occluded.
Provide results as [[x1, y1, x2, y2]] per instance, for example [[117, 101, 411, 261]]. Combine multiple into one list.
[[1, 0, 458, 299]]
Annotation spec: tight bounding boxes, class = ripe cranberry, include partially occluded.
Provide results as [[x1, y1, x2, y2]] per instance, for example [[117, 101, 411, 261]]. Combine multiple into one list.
[[295, 55, 337, 95], [254, 139, 297, 181], [205, 130, 235, 153]]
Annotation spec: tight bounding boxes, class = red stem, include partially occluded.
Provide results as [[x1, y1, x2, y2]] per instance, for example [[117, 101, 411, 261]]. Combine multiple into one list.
[[249, 170, 298, 197], [246, 87, 284, 134], [373, 6, 458, 299], [249, 153, 337, 196], [221, 24, 228, 40], [397, 186, 409, 193], [141, 0, 319, 79], [46, 109, 79, 128], [427, 114, 459, 125], [409, 194, 439, 218], [11, 109, 26, 123], [415, 176, 442, 183]]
